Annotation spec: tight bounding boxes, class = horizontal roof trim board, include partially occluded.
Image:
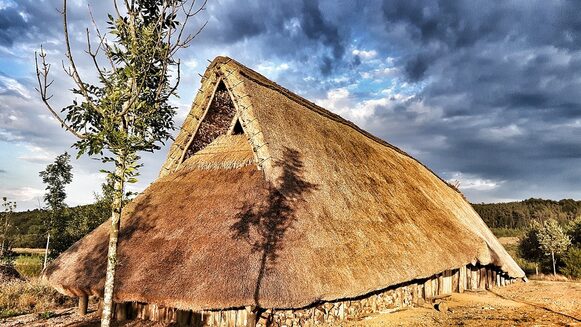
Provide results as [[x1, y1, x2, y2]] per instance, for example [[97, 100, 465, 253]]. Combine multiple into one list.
[[45, 56, 525, 312]]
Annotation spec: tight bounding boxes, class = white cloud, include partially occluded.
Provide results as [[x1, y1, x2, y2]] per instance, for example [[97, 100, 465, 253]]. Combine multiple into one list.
[[0, 186, 44, 203], [284, 17, 301, 36], [183, 58, 199, 70], [316, 88, 389, 123], [447, 172, 504, 191], [0, 75, 31, 99], [480, 124, 523, 141], [257, 61, 290, 74], [352, 49, 377, 60], [361, 67, 399, 79], [0, 0, 15, 10], [17, 145, 55, 164]]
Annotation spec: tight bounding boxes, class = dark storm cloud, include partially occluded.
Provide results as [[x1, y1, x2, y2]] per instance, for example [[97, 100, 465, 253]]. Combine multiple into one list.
[[2, 0, 581, 203], [0, 169, 6, 174], [363, 0, 581, 201], [0, 7, 27, 46], [0, 1, 63, 47], [300, 0, 344, 60], [200, 0, 346, 75]]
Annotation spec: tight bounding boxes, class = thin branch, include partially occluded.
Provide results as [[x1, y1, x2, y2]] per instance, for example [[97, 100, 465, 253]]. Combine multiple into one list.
[[88, 4, 117, 73], [167, 60, 181, 97], [170, 2, 208, 54], [35, 49, 86, 140], [61, 0, 102, 115], [113, 0, 122, 18], [85, 28, 109, 83]]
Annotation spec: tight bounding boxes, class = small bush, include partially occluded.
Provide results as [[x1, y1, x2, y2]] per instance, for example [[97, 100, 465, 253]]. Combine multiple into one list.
[[39, 310, 56, 319], [491, 227, 525, 238], [0, 278, 72, 318], [13, 255, 43, 278], [515, 257, 539, 276], [561, 246, 581, 279]]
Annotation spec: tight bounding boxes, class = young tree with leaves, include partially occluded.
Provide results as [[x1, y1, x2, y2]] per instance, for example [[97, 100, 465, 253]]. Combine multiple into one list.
[[0, 197, 16, 257], [35, 0, 206, 325], [39, 152, 73, 269], [536, 219, 571, 276]]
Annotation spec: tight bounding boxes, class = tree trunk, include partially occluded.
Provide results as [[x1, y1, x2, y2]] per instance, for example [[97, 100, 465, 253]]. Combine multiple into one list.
[[0, 213, 8, 257], [551, 251, 556, 276], [43, 233, 50, 270], [79, 295, 89, 316], [101, 160, 126, 327]]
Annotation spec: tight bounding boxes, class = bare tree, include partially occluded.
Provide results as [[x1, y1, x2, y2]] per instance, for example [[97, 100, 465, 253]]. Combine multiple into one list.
[[35, 1, 206, 325]]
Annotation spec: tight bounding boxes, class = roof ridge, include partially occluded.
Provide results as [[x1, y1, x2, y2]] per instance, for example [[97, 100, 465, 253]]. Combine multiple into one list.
[[216, 56, 461, 195]]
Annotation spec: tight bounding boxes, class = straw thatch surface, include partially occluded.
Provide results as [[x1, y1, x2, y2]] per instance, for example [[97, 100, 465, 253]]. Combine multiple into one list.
[[45, 56, 524, 311], [181, 135, 255, 170]]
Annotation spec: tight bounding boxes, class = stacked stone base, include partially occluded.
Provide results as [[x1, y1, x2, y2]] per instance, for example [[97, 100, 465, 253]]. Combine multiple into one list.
[[105, 264, 521, 326]]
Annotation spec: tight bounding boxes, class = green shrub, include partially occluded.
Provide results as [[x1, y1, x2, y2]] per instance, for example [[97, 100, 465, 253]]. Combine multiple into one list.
[[561, 246, 581, 278], [491, 227, 525, 238], [515, 257, 539, 275], [13, 255, 43, 278], [38, 310, 56, 319]]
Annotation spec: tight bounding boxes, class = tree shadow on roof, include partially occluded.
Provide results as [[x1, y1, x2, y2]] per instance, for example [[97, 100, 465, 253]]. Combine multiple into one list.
[[230, 147, 318, 308]]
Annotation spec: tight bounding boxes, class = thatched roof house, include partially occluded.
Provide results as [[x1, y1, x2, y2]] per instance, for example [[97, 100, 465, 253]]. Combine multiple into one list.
[[46, 56, 524, 325]]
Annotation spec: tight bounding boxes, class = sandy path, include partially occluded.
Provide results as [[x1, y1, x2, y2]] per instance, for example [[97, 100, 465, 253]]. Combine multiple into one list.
[[350, 281, 580, 326]]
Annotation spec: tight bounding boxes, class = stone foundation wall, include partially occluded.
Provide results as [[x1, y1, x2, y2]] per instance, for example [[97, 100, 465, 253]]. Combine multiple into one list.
[[107, 264, 520, 326]]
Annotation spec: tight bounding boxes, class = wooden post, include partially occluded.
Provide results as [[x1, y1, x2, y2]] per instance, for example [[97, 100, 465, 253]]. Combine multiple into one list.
[[471, 266, 479, 290], [116, 302, 128, 321], [452, 269, 460, 293], [191, 311, 203, 327], [479, 267, 486, 289], [444, 270, 453, 294], [176, 310, 191, 326], [423, 278, 432, 300], [466, 265, 472, 290], [78, 295, 89, 316], [459, 266, 466, 293], [246, 306, 257, 327], [409, 284, 416, 305]]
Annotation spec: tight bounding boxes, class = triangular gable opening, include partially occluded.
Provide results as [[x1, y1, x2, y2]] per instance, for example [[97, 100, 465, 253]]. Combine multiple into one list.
[[182, 81, 238, 162], [231, 119, 244, 135]]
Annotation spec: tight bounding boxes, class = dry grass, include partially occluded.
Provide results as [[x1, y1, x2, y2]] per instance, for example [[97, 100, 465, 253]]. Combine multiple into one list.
[[0, 278, 73, 318], [527, 273, 571, 282], [14, 255, 43, 278]]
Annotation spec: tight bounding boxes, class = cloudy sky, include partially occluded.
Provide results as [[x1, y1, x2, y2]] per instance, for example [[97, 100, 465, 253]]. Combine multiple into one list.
[[1, 0, 581, 210]]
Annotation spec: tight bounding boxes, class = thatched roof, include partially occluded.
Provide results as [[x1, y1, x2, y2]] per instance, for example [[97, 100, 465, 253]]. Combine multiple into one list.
[[45, 56, 525, 311]]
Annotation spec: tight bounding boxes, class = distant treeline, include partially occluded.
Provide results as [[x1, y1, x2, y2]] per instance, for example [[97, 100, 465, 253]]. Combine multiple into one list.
[[472, 198, 580, 229], [7, 202, 109, 256], [7, 197, 580, 251]]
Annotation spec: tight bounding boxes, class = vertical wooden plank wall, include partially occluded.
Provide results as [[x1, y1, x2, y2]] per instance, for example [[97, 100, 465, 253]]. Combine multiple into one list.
[[114, 264, 518, 326]]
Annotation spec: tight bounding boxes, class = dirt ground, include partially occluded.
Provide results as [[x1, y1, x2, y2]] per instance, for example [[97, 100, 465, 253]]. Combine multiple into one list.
[[351, 280, 580, 327], [2, 280, 579, 326]]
